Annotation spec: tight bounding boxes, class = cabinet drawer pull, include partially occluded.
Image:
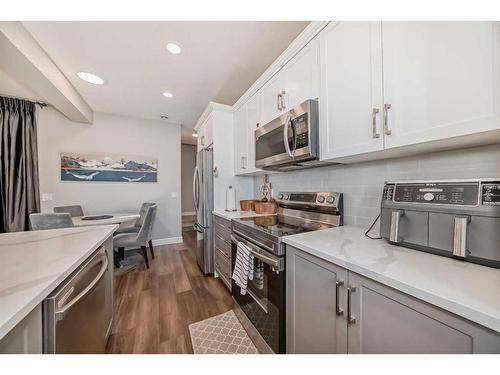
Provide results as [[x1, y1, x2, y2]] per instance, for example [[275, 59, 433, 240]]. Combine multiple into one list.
[[347, 286, 356, 324], [335, 280, 344, 316], [372, 108, 380, 138], [277, 93, 282, 111], [383, 103, 392, 135]]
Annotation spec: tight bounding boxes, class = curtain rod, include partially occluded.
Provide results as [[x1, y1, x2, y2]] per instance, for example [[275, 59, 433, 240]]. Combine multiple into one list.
[[0, 94, 48, 108]]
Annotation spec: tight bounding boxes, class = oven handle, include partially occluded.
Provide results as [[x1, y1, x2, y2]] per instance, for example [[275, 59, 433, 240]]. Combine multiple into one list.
[[231, 233, 284, 272], [232, 228, 274, 253]]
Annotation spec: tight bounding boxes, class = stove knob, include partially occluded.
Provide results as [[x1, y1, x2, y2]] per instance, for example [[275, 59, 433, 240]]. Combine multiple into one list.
[[423, 193, 435, 202], [284, 194, 289, 200], [317, 196, 325, 203], [326, 196, 335, 204], [279, 193, 284, 200]]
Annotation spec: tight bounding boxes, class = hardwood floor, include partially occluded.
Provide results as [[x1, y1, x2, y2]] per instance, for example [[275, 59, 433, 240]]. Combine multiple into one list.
[[106, 230, 233, 353]]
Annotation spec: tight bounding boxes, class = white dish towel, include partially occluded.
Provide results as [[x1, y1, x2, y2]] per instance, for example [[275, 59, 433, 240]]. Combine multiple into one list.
[[232, 241, 254, 295]]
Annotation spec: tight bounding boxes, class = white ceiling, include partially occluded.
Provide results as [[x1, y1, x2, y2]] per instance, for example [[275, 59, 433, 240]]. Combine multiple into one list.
[[22, 21, 309, 129]]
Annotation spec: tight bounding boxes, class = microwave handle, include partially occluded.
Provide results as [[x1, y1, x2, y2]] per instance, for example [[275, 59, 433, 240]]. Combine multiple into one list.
[[283, 115, 296, 158]]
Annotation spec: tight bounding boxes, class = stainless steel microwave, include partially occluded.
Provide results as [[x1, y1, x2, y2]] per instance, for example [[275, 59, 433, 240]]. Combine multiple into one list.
[[255, 99, 337, 171]]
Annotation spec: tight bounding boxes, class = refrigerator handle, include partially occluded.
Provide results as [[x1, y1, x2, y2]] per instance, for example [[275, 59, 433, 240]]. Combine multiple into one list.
[[192, 166, 199, 212]]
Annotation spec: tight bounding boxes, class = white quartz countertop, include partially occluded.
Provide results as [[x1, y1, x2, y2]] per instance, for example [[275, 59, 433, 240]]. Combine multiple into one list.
[[212, 210, 273, 220], [0, 225, 117, 339], [282, 226, 500, 333]]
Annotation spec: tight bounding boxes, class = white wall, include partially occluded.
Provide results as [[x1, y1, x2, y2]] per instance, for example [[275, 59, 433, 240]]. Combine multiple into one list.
[[37, 108, 182, 242], [181, 143, 196, 214], [255, 144, 500, 229]]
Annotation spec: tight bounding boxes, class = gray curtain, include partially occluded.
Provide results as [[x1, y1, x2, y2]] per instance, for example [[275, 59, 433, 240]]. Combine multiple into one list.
[[0, 96, 40, 232]]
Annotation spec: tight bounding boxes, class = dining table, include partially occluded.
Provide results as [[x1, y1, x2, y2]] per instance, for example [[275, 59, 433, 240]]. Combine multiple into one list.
[[72, 213, 140, 227], [72, 213, 142, 271]]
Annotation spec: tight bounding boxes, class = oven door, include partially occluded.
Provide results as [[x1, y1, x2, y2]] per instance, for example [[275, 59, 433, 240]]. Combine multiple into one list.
[[230, 233, 286, 353]]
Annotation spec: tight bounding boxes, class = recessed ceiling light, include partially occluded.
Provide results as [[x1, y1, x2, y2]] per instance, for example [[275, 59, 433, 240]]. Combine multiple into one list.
[[192, 133, 198, 138], [77, 71, 104, 85], [163, 91, 174, 98], [166, 42, 181, 55]]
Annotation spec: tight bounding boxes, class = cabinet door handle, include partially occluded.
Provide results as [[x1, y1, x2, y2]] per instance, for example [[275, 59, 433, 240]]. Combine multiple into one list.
[[277, 93, 282, 111], [280, 90, 286, 110], [201, 135, 205, 146], [372, 108, 380, 138], [347, 286, 356, 325], [453, 216, 470, 258], [241, 156, 247, 169], [335, 280, 344, 316], [389, 210, 404, 243], [383, 103, 392, 135]]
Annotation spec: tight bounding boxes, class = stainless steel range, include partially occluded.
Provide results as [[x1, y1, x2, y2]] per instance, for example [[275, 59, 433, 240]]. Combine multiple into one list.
[[230, 191, 343, 353]]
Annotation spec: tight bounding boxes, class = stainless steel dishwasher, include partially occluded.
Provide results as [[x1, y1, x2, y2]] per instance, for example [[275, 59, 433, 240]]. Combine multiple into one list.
[[43, 246, 109, 353]]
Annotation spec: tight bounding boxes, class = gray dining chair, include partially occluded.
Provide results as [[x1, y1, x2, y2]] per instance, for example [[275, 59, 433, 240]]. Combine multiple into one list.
[[115, 202, 156, 258], [114, 204, 157, 268], [53, 205, 84, 217], [30, 213, 75, 230]]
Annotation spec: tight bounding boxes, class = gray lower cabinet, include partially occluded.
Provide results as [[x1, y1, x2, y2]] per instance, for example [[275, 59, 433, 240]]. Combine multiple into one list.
[[348, 272, 500, 353], [287, 245, 500, 354], [287, 248, 348, 353], [213, 215, 232, 291]]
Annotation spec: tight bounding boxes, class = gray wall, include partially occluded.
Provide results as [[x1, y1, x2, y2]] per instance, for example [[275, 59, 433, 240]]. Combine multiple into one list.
[[255, 144, 500, 229], [181, 143, 196, 214], [37, 108, 182, 241]]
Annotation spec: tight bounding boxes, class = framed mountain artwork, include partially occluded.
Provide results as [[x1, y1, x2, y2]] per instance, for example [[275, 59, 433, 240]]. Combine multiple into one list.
[[60, 152, 158, 183]]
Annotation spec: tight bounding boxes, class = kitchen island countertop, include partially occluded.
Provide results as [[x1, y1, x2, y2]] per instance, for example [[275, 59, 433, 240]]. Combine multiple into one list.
[[0, 225, 117, 340]]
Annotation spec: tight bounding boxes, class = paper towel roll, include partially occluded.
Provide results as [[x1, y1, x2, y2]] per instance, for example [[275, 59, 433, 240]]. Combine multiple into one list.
[[226, 186, 236, 212]]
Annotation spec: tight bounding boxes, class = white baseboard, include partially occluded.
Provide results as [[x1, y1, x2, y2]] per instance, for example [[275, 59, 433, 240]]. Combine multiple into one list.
[[152, 236, 183, 246], [182, 211, 196, 216]]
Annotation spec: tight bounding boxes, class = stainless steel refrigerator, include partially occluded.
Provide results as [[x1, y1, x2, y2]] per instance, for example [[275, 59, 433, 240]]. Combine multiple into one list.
[[192, 147, 214, 274]]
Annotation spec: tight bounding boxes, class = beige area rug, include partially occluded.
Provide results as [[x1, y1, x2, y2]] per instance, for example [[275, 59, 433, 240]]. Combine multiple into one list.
[[188, 310, 259, 354]]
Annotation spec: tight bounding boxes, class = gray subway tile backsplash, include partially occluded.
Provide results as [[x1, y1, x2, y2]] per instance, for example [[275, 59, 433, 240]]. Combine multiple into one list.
[[254, 144, 500, 229]]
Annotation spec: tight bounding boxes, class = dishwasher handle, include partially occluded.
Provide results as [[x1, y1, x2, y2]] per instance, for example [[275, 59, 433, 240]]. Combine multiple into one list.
[[55, 254, 108, 321]]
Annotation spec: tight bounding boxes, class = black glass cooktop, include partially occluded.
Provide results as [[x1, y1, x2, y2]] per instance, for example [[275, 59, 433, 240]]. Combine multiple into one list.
[[233, 214, 333, 238]]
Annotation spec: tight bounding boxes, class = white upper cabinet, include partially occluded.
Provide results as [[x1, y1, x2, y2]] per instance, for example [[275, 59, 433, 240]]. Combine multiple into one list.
[[203, 113, 213, 147], [260, 36, 321, 126], [233, 105, 248, 174], [320, 22, 384, 159], [245, 93, 261, 173], [319, 21, 500, 162], [382, 21, 500, 149], [233, 93, 262, 176], [285, 37, 320, 111], [261, 70, 287, 126], [196, 113, 214, 151]]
